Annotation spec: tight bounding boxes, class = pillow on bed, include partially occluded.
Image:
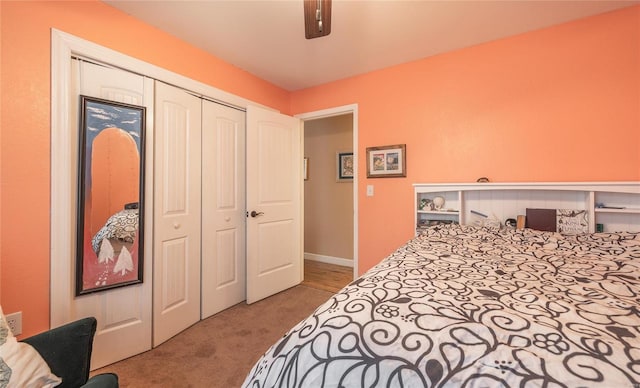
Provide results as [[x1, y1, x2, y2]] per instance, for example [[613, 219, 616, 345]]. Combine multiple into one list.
[[0, 306, 62, 388]]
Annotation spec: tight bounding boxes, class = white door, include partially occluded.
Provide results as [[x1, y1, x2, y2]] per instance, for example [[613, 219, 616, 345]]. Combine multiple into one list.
[[153, 82, 202, 345], [246, 105, 303, 304], [201, 100, 246, 318], [52, 60, 153, 369]]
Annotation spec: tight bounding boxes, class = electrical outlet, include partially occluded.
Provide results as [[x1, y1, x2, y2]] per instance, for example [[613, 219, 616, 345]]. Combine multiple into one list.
[[6, 312, 22, 336]]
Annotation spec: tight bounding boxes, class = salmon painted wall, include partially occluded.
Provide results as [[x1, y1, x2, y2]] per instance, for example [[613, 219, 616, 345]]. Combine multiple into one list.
[[291, 6, 640, 275], [0, 0, 290, 337]]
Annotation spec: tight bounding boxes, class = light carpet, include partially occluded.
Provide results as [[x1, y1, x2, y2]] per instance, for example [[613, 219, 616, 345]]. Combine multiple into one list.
[[91, 285, 334, 387]]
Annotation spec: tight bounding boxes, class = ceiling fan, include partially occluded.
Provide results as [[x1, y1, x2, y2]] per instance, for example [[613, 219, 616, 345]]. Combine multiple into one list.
[[304, 0, 332, 39]]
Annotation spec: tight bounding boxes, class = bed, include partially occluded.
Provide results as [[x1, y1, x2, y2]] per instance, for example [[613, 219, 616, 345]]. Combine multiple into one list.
[[242, 224, 640, 387]]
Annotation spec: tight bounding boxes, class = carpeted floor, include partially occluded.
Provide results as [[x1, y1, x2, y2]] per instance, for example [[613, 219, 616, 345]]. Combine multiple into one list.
[[91, 285, 334, 387]]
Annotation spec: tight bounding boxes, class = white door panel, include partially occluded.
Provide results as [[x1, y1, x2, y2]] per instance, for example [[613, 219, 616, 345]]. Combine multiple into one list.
[[201, 100, 246, 318], [53, 60, 153, 369], [153, 82, 201, 345], [246, 105, 302, 304]]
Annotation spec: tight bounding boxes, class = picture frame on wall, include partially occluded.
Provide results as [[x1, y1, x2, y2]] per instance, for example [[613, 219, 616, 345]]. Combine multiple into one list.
[[303, 157, 309, 180], [337, 152, 354, 181], [366, 144, 406, 178]]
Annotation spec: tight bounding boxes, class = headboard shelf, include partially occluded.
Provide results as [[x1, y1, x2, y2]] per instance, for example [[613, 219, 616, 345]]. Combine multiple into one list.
[[595, 208, 640, 214], [414, 181, 640, 233]]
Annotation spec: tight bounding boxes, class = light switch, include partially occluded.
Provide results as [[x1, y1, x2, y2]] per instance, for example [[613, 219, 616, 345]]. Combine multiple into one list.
[[366, 185, 374, 196]]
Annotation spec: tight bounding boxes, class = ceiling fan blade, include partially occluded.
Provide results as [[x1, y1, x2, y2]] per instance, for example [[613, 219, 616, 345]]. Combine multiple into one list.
[[304, 0, 332, 39]]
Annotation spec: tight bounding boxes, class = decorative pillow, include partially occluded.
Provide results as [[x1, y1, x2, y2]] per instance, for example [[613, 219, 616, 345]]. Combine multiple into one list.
[[0, 306, 62, 388]]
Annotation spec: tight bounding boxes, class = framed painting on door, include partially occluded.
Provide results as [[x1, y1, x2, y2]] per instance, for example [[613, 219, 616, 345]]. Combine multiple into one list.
[[76, 95, 146, 295]]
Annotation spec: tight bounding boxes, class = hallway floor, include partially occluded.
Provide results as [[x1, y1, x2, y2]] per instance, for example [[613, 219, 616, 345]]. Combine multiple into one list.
[[301, 259, 353, 293]]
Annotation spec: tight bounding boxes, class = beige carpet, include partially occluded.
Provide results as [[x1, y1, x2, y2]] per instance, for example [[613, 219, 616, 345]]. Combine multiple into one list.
[[91, 285, 334, 387]]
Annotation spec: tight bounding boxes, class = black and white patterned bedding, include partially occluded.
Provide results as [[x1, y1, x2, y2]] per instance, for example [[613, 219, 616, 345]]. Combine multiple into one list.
[[242, 224, 640, 387], [91, 208, 139, 253]]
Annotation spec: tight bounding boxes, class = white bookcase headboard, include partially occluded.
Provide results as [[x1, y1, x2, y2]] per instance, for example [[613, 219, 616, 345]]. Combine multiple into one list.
[[413, 182, 640, 233]]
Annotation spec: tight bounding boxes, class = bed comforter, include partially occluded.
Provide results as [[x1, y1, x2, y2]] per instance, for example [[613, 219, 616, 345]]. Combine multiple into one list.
[[242, 224, 640, 387]]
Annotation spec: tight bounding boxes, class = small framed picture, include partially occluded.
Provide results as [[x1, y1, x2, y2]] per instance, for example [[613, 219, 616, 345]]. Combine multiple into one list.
[[337, 152, 353, 181], [303, 157, 309, 181], [366, 144, 406, 178]]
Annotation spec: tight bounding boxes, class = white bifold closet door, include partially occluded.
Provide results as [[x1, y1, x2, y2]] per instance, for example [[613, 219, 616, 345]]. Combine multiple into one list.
[[201, 100, 246, 319], [153, 83, 247, 343], [153, 82, 202, 345]]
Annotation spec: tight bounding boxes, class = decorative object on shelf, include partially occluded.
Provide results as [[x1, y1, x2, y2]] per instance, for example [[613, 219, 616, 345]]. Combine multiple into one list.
[[471, 212, 501, 228], [419, 198, 433, 210], [76, 95, 146, 296], [337, 152, 353, 181], [470, 209, 488, 218], [556, 209, 589, 234], [432, 196, 445, 210], [477, 177, 490, 183], [303, 157, 309, 181], [596, 202, 626, 209], [468, 207, 499, 228], [505, 218, 517, 228], [366, 144, 406, 178]]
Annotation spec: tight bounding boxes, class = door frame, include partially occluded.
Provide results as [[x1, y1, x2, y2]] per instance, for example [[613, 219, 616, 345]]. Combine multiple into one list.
[[296, 105, 359, 278]]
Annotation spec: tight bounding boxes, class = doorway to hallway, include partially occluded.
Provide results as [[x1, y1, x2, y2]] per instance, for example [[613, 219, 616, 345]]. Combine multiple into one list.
[[302, 111, 355, 287]]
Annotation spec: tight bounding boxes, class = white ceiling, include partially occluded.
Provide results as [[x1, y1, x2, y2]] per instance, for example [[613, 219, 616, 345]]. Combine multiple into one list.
[[103, 0, 638, 91]]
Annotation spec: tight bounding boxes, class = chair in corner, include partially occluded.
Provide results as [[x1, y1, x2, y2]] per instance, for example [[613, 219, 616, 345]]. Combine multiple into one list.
[[21, 317, 118, 388]]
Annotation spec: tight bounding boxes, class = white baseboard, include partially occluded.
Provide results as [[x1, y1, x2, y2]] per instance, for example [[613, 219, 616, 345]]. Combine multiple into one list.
[[304, 253, 353, 268]]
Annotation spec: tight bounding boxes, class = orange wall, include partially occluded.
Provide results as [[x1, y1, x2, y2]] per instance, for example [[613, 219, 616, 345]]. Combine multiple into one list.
[[291, 6, 640, 275], [0, 0, 290, 337]]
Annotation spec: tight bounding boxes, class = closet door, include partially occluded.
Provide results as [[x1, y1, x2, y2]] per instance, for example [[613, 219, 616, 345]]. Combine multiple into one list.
[[201, 100, 246, 318], [153, 82, 202, 345], [51, 60, 153, 369]]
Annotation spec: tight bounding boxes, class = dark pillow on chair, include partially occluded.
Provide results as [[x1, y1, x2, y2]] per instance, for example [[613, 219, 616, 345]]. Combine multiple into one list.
[[22, 317, 96, 388]]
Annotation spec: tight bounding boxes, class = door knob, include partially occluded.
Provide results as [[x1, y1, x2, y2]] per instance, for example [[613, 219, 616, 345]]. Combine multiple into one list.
[[250, 210, 264, 218]]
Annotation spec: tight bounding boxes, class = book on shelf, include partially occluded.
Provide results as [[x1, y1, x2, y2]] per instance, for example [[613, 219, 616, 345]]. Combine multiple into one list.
[[525, 208, 556, 232]]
